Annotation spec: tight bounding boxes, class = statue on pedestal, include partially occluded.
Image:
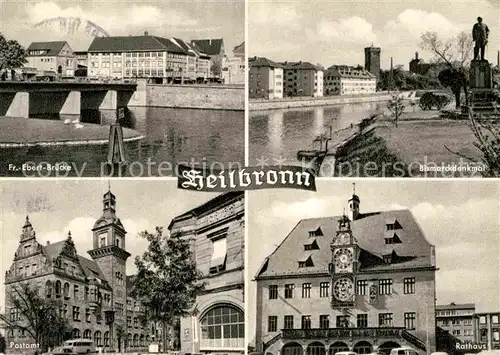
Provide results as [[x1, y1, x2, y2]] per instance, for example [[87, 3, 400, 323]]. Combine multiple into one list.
[[472, 17, 489, 61]]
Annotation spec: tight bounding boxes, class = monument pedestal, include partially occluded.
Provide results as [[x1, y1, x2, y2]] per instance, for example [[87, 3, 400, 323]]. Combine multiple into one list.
[[469, 60, 493, 89], [467, 60, 499, 118]]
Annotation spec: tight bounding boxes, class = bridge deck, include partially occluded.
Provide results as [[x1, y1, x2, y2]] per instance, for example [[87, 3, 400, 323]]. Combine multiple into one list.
[[0, 81, 137, 92]]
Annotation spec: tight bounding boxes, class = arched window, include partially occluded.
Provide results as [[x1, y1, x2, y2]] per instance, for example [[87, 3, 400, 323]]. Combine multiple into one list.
[[328, 342, 349, 355], [307, 342, 326, 355], [46, 281, 53, 298], [282, 342, 304, 355], [146, 335, 150, 344], [140, 334, 144, 347], [83, 329, 92, 339], [104, 332, 110, 347], [63, 283, 70, 299], [72, 329, 80, 339], [353, 341, 373, 355], [127, 333, 132, 348], [55, 280, 62, 298], [133, 334, 139, 347], [94, 331, 102, 347], [200, 304, 244, 349]]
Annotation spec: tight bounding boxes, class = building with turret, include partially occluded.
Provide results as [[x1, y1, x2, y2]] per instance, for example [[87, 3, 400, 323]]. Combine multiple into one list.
[[3, 190, 166, 353], [364, 46, 381, 84], [254, 187, 437, 355]]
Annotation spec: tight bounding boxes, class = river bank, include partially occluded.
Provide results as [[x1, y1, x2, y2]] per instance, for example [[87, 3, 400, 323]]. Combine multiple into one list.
[[318, 112, 485, 177], [0, 116, 143, 148]]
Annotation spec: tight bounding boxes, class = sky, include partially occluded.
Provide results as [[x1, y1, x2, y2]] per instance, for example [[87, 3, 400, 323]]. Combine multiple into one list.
[[249, 0, 500, 70], [0, 0, 244, 53], [0, 179, 218, 312], [247, 180, 500, 344]]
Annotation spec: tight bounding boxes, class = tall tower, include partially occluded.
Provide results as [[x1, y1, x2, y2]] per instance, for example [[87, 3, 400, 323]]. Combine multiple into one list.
[[348, 183, 360, 221], [364, 45, 381, 84], [88, 189, 130, 335]]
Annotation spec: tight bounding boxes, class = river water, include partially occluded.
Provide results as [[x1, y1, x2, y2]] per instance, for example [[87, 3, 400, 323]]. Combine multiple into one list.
[[249, 102, 392, 167], [1, 107, 244, 177]]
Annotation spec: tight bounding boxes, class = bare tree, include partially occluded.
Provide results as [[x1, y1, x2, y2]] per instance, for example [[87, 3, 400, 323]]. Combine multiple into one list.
[[420, 31, 473, 108], [387, 92, 406, 128]]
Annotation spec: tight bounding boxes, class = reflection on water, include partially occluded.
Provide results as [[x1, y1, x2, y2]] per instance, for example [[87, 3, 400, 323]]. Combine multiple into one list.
[[249, 102, 386, 166], [1, 107, 244, 177]]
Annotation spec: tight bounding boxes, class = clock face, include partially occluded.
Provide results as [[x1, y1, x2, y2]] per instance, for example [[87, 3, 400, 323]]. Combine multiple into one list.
[[333, 278, 354, 301], [337, 232, 350, 245], [334, 248, 354, 271]]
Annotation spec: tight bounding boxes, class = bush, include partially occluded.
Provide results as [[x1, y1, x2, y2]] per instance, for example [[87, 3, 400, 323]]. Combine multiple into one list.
[[419, 92, 451, 110]]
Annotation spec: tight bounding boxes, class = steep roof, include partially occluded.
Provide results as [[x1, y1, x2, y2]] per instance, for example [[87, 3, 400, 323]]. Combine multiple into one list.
[[280, 61, 322, 71], [249, 56, 283, 68], [256, 209, 434, 279], [233, 42, 245, 56], [326, 65, 376, 79], [87, 35, 186, 54], [190, 39, 224, 56], [42, 240, 109, 283], [27, 41, 68, 56]]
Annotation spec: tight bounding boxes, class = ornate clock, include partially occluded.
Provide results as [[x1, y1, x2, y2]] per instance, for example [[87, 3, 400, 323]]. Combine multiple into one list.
[[333, 277, 354, 302], [337, 232, 350, 245], [334, 248, 354, 272]]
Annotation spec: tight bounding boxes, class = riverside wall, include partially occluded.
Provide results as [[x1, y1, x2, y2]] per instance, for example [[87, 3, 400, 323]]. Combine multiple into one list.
[[127, 81, 244, 110]]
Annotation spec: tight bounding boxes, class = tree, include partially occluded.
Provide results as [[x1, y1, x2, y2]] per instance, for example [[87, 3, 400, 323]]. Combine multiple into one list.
[[133, 227, 205, 352], [387, 92, 406, 128], [420, 31, 473, 108], [210, 59, 222, 78], [0, 32, 27, 80], [0, 283, 71, 352]]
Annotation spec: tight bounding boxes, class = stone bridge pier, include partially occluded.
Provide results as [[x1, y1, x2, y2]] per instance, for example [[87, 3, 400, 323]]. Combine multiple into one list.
[[0, 92, 29, 118], [81, 90, 135, 110], [29, 91, 81, 116]]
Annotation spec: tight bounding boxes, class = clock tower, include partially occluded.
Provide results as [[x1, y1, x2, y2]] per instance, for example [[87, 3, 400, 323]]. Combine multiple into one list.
[[329, 214, 360, 308]]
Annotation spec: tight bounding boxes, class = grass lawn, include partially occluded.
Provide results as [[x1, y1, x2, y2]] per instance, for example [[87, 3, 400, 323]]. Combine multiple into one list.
[[0, 117, 143, 146], [375, 119, 484, 176]]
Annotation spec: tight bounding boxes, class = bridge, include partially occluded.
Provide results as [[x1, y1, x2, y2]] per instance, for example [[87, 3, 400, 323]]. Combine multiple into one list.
[[0, 81, 138, 118]]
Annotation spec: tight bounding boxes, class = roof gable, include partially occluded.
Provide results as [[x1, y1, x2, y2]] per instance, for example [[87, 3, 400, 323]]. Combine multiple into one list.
[[190, 39, 224, 56], [27, 41, 70, 56]]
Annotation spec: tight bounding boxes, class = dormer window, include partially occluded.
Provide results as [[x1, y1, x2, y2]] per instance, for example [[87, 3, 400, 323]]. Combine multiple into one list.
[[383, 255, 392, 264], [386, 218, 402, 231], [298, 254, 314, 268], [308, 227, 323, 237], [304, 239, 319, 251], [385, 233, 402, 244]]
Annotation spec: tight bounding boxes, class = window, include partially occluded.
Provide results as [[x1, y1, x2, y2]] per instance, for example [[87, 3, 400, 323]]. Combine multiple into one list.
[[85, 287, 89, 300], [480, 316, 487, 324], [55, 280, 62, 298], [94, 331, 102, 347], [134, 317, 138, 328], [268, 316, 278, 332], [493, 329, 500, 341], [493, 315, 499, 324], [127, 316, 132, 328], [284, 284, 295, 299], [269, 285, 278, 299], [464, 319, 472, 325], [210, 236, 227, 274], [452, 319, 460, 325], [320, 282, 330, 298], [104, 332, 110, 347], [85, 309, 90, 322], [284, 315, 294, 329], [64, 283, 70, 299], [481, 329, 488, 341], [336, 316, 349, 328], [302, 283, 311, 298], [404, 278, 415, 294], [356, 280, 368, 295], [73, 285, 79, 300], [100, 236, 106, 247], [73, 306, 81, 321], [9, 308, 20, 322], [320, 315, 330, 329], [357, 314, 368, 328], [301, 315, 311, 329], [379, 279, 393, 295], [453, 329, 461, 336], [46, 280, 53, 298], [404, 313, 416, 330], [200, 305, 244, 349], [379, 313, 393, 327]]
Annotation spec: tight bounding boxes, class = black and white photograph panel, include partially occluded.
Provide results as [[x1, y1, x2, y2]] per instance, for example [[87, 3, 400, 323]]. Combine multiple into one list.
[[248, 0, 500, 178], [0, 0, 244, 177], [247, 181, 500, 355], [0, 181, 244, 354]]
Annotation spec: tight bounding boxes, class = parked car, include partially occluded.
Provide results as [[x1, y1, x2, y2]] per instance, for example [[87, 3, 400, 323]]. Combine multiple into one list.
[[42, 346, 77, 355], [390, 347, 419, 355]]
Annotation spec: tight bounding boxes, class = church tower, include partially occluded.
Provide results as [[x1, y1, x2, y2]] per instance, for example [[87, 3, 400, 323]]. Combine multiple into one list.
[[348, 183, 360, 221], [88, 189, 130, 328]]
